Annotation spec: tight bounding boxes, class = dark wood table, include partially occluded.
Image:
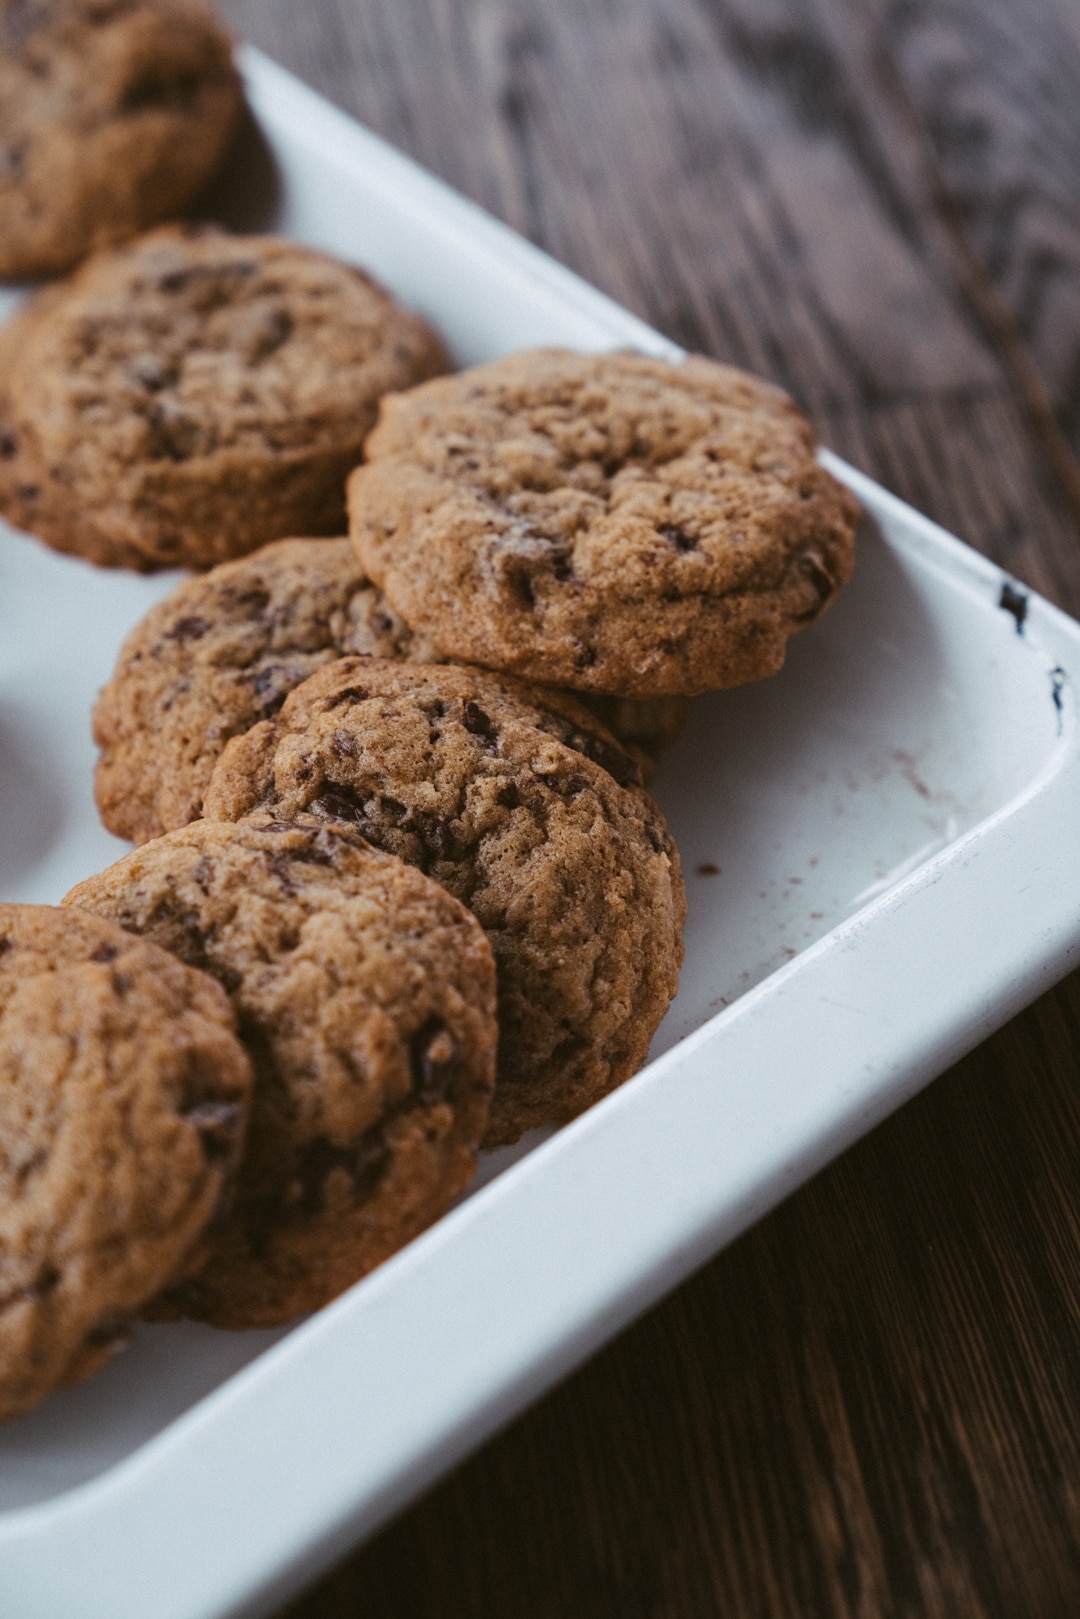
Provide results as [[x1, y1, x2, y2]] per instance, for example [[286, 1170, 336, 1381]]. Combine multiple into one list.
[[215, 3, 1080, 1612]]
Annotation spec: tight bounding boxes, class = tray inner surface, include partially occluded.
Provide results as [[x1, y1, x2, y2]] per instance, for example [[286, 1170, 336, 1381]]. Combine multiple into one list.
[[0, 67, 1066, 1512]]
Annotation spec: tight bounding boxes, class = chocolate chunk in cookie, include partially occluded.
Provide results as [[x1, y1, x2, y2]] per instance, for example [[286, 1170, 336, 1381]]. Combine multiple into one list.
[[65, 817, 496, 1328], [0, 902, 251, 1421], [0, 225, 450, 569], [202, 658, 686, 1147], [349, 348, 859, 697], [0, 0, 242, 280]]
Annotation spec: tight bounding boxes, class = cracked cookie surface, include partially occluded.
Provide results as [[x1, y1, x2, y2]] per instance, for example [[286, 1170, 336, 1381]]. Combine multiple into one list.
[[349, 348, 859, 697], [65, 817, 496, 1328], [0, 0, 242, 280], [93, 536, 441, 845], [203, 659, 686, 1147], [0, 225, 449, 569], [0, 902, 252, 1421]]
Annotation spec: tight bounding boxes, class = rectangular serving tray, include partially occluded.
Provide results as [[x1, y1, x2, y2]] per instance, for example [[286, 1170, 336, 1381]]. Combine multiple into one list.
[[1, 47, 1079, 1619]]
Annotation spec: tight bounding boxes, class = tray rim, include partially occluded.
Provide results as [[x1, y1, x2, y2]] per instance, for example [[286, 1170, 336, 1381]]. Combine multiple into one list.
[[1, 45, 1079, 1619]]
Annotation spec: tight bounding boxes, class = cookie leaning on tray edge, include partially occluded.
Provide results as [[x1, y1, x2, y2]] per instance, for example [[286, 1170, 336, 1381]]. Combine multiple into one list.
[[349, 347, 859, 698]]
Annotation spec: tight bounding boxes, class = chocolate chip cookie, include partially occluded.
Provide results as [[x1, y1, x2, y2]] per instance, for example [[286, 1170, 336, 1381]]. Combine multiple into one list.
[[93, 535, 689, 848], [65, 817, 497, 1328], [349, 348, 859, 697], [202, 659, 686, 1147], [0, 902, 252, 1421], [0, 225, 450, 569], [92, 536, 443, 846], [0, 0, 242, 281]]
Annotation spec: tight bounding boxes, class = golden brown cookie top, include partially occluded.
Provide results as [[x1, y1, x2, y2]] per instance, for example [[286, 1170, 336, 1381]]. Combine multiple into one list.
[[0, 0, 242, 279], [65, 816, 497, 1328], [203, 659, 686, 1146], [0, 902, 252, 1421], [0, 225, 450, 569], [349, 348, 859, 697]]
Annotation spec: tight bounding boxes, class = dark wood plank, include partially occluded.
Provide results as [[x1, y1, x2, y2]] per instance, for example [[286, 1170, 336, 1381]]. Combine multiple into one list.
[[868, 0, 1080, 456], [208, 2, 1080, 1614]]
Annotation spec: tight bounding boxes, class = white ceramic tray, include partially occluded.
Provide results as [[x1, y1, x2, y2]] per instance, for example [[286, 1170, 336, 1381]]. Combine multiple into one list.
[[1, 47, 1079, 1619]]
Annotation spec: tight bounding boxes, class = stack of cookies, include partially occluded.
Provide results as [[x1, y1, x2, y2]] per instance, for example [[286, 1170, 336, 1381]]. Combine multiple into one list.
[[0, 0, 860, 1420], [68, 336, 855, 1345], [63, 818, 501, 1329]]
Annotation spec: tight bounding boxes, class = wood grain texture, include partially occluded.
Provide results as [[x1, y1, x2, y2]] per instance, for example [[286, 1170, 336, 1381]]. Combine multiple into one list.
[[285, 980, 1080, 1619], [874, 0, 1080, 443], [209, 2, 1080, 1613]]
